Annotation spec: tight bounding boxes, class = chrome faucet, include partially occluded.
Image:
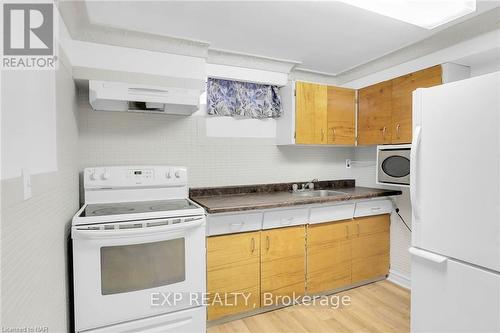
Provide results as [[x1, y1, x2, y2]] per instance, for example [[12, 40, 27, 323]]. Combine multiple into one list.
[[292, 178, 319, 192], [306, 178, 319, 190]]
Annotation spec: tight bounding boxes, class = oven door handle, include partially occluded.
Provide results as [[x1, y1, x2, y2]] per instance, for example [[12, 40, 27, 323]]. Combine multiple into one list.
[[73, 218, 205, 240]]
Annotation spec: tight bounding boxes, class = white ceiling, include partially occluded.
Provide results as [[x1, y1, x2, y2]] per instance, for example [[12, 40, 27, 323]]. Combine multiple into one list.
[[61, 1, 500, 75]]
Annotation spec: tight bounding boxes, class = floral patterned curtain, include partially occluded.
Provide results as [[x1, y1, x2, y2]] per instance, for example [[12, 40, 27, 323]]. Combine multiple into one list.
[[207, 78, 283, 119]]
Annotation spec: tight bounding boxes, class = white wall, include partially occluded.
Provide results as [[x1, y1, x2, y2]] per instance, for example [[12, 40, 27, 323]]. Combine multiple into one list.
[[1, 70, 57, 180], [0, 52, 79, 331], [343, 28, 500, 89]]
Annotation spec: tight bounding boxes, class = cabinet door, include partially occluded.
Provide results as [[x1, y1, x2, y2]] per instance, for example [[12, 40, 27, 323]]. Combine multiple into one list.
[[391, 65, 442, 144], [327, 86, 356, 145], [351, 214, 390, 283], [306, 220, 352, 294], [295, 82, 328, 144], [358, 80, 392, 145], [261, 226, 306, 306], [207, 232, 260, 320]]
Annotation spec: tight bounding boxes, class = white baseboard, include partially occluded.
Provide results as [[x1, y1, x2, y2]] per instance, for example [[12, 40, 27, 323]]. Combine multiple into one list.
[[387, 269, 411, 289]]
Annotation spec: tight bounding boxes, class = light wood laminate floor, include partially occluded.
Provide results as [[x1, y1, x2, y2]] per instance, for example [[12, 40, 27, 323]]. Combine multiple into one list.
[[208, 281, 410, 333]]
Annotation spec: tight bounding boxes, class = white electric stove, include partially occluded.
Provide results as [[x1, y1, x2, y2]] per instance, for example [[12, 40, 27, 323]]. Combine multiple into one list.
[[72, 166, 206, 333]]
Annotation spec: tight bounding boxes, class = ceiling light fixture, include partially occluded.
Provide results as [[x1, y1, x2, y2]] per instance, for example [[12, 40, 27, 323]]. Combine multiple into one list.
[[339, 0, 476, 29]]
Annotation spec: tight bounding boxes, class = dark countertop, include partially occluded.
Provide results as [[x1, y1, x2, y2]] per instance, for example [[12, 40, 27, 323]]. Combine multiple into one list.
[[190, 180, 402, 214]]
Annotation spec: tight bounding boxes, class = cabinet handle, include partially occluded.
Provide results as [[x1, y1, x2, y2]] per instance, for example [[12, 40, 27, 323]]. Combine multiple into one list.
[[266, 235, 270, 251], [250, 237, 255, 253], [345, 225, 349, 239], [382, 126, 387, 138], [321, 129, 325, 142], [229, 222, 244, 231], [396, 124, 401, 138], [332, 128, 336, 142], [357, 223, 360, 237]]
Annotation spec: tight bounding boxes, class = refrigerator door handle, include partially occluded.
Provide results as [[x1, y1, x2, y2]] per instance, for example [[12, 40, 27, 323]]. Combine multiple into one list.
[[410, 125, 422, 220], [409, 247, 447, 264]]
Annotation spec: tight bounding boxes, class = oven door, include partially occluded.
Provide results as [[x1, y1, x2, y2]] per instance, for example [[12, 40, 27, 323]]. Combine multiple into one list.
[[377, 148, 411, 185], [72, 216, 206, 332]]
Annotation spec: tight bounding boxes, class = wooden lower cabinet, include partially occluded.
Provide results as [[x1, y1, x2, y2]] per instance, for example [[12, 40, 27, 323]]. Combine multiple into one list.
[[206, 216, 389, 320], [306, 220, 352, 294], [206, 231, 261, 320], [306, 215, 390, 294], [261, 226, 306, 307], [351, 214, 390, 283]]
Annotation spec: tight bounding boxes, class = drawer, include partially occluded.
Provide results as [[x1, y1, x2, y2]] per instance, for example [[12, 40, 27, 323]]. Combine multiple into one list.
[[207, 212, 262, 236], [263, 208, 308, 229], [309, 203, 355, 224], [354, 199, 393, 217]]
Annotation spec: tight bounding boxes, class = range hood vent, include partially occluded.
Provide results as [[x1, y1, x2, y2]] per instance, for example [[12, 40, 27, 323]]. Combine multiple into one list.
[[89, 80, 202, 115]]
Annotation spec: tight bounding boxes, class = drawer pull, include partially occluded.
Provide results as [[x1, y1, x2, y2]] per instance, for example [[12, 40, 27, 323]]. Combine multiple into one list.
[[357, 223, 360, 237], [266, 235, 270, 251], [250, 238, 255, 253], [345, 225, 349, 239], [371, 207, 382, 211], [230, 222, 245, 231]]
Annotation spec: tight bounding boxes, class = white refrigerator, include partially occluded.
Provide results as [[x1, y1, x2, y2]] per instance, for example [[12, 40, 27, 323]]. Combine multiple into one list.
[[410, 71, 500, 333]]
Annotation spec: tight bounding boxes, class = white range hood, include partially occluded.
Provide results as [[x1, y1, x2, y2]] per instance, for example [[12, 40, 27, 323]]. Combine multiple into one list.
[[89, 80, 201, 115]]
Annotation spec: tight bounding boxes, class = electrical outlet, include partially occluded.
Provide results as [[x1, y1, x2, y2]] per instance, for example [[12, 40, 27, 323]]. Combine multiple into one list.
[[345, 159, 351, 168]]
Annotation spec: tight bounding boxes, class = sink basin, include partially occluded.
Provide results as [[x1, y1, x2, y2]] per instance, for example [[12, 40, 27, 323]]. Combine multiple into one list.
[[293, 190, 347, 197]]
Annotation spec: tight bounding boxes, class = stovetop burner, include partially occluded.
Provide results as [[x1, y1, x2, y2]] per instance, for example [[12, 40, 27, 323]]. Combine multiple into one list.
[[91, 207, 135, 215], [80, 199, 199, 217]]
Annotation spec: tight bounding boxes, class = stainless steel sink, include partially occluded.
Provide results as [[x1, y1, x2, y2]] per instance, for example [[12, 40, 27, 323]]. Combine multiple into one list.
[[293, 190, 347, 197]]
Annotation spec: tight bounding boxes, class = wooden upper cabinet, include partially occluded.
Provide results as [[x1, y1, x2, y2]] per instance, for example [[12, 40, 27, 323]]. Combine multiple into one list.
[[327, 86, 356, 145], [261, 226, 306, 306], [295, 82, 328, 144], [207, 232, 261, 320], [391, 65, 442, 144], [358, 80, 393, 145]]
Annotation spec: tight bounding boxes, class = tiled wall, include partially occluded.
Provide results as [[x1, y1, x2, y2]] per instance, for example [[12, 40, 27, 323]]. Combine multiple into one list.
[[1, 57, 79, 330], [77, 90, 356, 188]]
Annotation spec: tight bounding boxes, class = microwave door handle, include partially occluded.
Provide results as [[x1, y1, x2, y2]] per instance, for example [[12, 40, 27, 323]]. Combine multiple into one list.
[[73, 219, 204, 240], [410, 126, 422, 220]]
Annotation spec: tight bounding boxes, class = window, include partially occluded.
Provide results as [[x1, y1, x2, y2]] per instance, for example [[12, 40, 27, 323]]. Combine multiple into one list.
[[207, 78, 282, 119]]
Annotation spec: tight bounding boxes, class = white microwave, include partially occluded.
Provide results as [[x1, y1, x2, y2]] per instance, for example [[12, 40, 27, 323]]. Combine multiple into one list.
[[376, 144, 411, 187]]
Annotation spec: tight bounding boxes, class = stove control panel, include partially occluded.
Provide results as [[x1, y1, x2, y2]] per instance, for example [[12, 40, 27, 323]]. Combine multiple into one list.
[[84, 166, 187, 189]]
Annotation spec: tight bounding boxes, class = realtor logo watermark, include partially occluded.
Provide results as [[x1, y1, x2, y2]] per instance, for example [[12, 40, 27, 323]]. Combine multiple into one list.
[[2, 2, 57, 69], [151, 292, 352, 310]]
